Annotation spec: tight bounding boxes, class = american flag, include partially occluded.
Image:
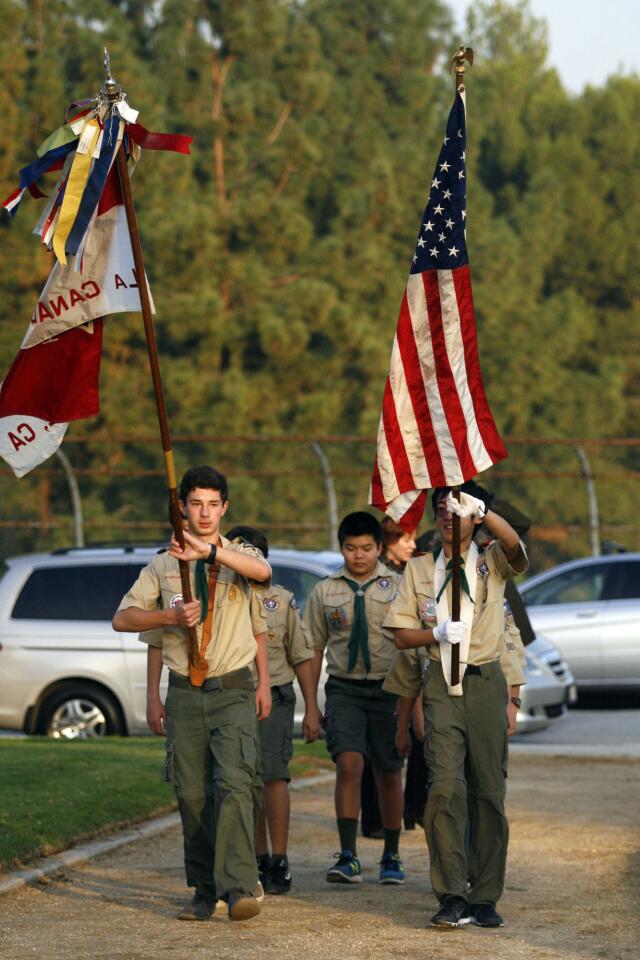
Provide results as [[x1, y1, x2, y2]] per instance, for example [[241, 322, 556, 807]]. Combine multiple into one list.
[[370, 90, 508, 530]]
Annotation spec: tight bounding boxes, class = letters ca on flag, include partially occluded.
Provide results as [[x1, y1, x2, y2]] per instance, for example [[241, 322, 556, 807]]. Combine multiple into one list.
[[0, 202, 152, 477], [25, 204, 154, 350]]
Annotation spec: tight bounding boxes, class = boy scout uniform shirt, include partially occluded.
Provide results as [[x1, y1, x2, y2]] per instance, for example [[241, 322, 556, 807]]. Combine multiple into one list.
[[304, 561, 400, 680], [250, 585, 314, 686], [382, 540, 528, 667], [123, 535, 270, 678]]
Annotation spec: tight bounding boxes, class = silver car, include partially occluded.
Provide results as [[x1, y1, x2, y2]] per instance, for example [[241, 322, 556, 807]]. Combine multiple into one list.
[[519, 553, 640, 691]]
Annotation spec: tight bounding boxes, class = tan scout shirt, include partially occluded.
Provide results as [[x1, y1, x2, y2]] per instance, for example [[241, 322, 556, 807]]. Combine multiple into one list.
[[250, 584, 314, 686], [124, 536, 270, 678], [383, 540, 528, 666], [304, 561, 400, 680]]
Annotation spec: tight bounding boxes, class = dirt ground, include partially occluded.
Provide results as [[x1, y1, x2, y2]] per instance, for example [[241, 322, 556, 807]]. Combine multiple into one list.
[[1, 754, 638, 960]]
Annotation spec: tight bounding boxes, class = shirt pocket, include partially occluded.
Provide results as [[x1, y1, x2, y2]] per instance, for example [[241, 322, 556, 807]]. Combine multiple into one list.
[[324, 603, 350, 632], [216, 581, 245, 607], [267, 619, 286, 645], [160, 574, 184, 610]]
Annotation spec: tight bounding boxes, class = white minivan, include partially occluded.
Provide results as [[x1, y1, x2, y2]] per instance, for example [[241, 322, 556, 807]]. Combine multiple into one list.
[[0, 545, 337, 738], [0, 545, 571, 738]]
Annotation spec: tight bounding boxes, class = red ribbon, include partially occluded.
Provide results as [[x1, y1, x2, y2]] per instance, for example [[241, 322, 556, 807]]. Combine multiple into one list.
[[127, 123, 192, 155]]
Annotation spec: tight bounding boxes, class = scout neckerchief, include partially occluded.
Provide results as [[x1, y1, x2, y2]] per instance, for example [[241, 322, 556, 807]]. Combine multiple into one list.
[[433, 542, 478, 697], [190, 558, 220, 686], [342, 575, 379, 673]]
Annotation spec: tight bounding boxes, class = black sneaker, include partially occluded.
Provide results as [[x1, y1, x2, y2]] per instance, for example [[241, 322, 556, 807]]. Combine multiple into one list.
[[268, 855, 292, 895], [430, 896, 472, 928], [177, 892, 217, 921], [471, 902, 504, 927], [257, 853, 271, 892]]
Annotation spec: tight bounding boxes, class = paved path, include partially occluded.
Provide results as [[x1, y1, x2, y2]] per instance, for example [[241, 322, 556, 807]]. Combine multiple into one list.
[[1, 754, 638, 960]]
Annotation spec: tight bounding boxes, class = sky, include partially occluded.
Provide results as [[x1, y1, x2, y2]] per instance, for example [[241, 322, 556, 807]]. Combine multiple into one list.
[[448, 0, 640, 92]]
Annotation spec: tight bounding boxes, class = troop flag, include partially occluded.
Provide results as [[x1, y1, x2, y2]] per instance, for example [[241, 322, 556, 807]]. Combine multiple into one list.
[[370, 90, 508, 530], [0, 94, 191, 477]]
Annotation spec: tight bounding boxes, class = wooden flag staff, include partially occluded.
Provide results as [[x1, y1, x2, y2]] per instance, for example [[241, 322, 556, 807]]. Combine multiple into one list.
[[449, 46, 473, 688], [103, 56, 199, 667]]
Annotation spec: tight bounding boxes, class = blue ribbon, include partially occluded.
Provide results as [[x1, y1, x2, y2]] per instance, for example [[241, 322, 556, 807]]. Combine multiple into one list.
[[18, 141, 77, 191], [65, 116, 121, 258]]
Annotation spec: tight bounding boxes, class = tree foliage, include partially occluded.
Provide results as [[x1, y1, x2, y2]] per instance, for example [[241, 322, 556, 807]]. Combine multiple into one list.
[[0, 0, 638, 566]]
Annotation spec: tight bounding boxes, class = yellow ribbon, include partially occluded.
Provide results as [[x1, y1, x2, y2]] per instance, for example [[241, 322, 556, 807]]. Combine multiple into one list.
[[52, 119, 100, 265]]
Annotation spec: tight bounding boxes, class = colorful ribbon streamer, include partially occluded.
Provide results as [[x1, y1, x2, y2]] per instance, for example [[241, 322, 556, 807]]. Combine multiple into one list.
[[52, 119, 101, 264]]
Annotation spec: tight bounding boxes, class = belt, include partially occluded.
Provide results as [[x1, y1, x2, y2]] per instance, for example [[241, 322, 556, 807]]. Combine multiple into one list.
[[169, 667, 254, 692], [465, 664, 482, 676], [329, 675, 384, 687]]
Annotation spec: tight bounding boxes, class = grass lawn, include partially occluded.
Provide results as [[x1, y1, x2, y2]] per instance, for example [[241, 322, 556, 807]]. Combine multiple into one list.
[[0, 737, 333, 870]]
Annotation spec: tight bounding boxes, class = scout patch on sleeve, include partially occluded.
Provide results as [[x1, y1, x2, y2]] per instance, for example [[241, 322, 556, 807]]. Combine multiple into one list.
[[326, 606, 348, 630], [377, 577, 392, 590], [169, 593, 184, 608], [419, 597, 437, 625], [478, 560, 490, 578], [503, 598, 514, 627], [264, 596, 279, 611], [290, 596, 298, 610]]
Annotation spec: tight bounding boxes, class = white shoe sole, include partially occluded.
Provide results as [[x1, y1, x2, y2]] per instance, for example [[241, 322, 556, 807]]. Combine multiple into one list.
[[430, 915, 473, 928], [379, 877, 406, 885]]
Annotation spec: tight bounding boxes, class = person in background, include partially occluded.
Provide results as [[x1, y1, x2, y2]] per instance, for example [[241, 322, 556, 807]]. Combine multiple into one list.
[[361, 516, 418, 837], [304, 512, 405, 885], [380, 517, 417, 574], [226, 524, 323, 896]]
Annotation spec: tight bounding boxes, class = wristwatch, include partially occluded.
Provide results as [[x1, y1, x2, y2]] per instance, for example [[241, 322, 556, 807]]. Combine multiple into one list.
[[510, 696, 522, 709], [205, 543, 217, 565]]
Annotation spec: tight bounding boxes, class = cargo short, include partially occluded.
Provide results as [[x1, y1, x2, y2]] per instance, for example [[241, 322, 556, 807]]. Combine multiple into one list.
[[324, 675, 403, 772], [257, 682, 296, 783]]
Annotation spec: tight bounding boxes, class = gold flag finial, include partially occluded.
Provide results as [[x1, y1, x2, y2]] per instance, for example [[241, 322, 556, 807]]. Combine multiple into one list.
[[451, 46, 473, 90]]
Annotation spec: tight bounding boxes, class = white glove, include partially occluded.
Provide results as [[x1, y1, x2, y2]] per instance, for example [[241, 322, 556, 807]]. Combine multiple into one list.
[[432, 618, 467, 646], [446, 490, 486, 520]]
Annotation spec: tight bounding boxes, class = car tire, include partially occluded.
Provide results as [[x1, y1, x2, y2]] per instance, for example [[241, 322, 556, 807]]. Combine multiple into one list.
[[37, 683, 125, 739]]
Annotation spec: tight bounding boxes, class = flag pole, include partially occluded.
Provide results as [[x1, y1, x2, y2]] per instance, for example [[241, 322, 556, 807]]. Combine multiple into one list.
[[103, 61, 200, 668], [449, 46, 473, 687]]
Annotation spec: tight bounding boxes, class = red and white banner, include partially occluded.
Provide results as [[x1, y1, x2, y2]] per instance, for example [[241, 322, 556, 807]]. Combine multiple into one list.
[[26, 202, 153, 350], [0, 173, 153, 477]]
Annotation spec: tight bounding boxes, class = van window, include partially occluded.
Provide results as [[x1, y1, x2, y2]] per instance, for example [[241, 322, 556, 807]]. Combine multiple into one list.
[[11, 564, 146, 621], [269, 565, 323, 614], [523, 564, 609, 606]]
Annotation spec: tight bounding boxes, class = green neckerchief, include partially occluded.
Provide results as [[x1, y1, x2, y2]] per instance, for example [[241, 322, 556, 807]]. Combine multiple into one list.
[[435, 555, 475, 605], [195, 559, 208, 623], [342, 575, 378, 672]]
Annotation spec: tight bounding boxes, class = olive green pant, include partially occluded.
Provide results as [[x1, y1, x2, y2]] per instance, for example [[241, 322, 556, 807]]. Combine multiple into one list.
[[423, 659, 509, 906], [164, 680, 259, 902]]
